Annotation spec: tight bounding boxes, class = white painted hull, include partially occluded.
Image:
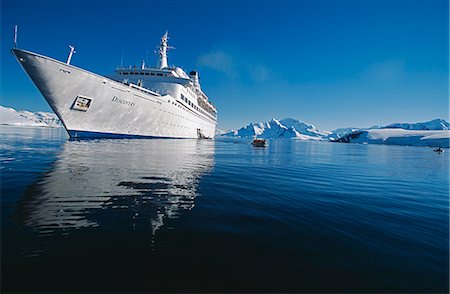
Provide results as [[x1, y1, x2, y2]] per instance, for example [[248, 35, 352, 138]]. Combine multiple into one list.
[[12, 49, 217, 139]]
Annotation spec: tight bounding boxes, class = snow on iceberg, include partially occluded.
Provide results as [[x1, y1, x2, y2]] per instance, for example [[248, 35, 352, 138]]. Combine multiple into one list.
[[0, 105, 62, 127], [334, 128, 450, 147]]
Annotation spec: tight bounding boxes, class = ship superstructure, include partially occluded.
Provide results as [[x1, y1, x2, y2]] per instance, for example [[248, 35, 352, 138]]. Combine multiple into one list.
[[12, 32, 217, 139]]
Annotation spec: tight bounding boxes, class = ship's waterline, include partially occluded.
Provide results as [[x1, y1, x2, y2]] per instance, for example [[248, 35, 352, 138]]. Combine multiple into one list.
[[12, 32, 217, 139]]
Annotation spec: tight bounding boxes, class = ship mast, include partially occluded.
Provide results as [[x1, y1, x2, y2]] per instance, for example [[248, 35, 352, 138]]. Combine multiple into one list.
[[66, 45, 76, 65], [157, 31, 170, 69]]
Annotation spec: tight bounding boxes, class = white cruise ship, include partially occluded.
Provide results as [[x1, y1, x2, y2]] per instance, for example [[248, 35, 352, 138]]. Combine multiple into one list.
[[12, 32, 217, 139]]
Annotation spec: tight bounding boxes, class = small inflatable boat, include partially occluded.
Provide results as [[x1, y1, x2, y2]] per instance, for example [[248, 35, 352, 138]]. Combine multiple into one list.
[[252, 139, 267, 147]]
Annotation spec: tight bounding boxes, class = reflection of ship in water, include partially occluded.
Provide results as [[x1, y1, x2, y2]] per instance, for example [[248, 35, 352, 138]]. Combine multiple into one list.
[[17, 139, 215, 235]]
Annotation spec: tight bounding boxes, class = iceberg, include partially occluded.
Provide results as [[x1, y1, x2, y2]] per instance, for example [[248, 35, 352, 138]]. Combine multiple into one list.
[[334, 128, 450, 148]]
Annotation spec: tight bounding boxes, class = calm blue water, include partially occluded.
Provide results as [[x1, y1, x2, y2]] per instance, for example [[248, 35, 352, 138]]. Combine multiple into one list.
[[1, 126, 448, 293]]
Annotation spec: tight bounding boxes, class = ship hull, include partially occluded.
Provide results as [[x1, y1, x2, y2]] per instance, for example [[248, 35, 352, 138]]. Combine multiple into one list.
[[12, 49, 216, 139]]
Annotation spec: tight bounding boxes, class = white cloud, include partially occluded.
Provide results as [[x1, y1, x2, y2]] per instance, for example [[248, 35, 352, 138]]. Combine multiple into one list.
[[197, 50, 238, 77], [362, 60, 405, 82], [197, 48, 272, 82], [247, 64, 270, 82]]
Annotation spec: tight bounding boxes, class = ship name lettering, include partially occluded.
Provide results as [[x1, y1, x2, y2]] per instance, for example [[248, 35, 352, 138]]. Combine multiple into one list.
[[112, 96, 135, 107]]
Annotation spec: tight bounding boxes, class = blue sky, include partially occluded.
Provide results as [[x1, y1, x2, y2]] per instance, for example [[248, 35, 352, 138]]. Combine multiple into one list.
[[1, 0, 448, 131]]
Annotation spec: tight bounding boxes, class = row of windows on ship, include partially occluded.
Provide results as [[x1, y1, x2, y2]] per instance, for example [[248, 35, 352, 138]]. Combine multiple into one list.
[[118, 71, 168, 77], [180, 94, 216, 118]]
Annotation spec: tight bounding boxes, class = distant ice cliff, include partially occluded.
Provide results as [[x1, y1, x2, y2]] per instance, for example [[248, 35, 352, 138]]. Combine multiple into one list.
[[333, 129, 450, 148]]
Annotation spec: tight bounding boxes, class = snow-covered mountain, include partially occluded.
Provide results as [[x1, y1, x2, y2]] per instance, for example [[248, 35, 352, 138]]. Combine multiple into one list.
[[221, 119, 294, 138], [384, 119, 449, 131], [0, 105, 62, 127], [219, 117, 450, 147], [334, 129, 450, 148], [220, 118, 329, 140], [280, 118, 331, 138]]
